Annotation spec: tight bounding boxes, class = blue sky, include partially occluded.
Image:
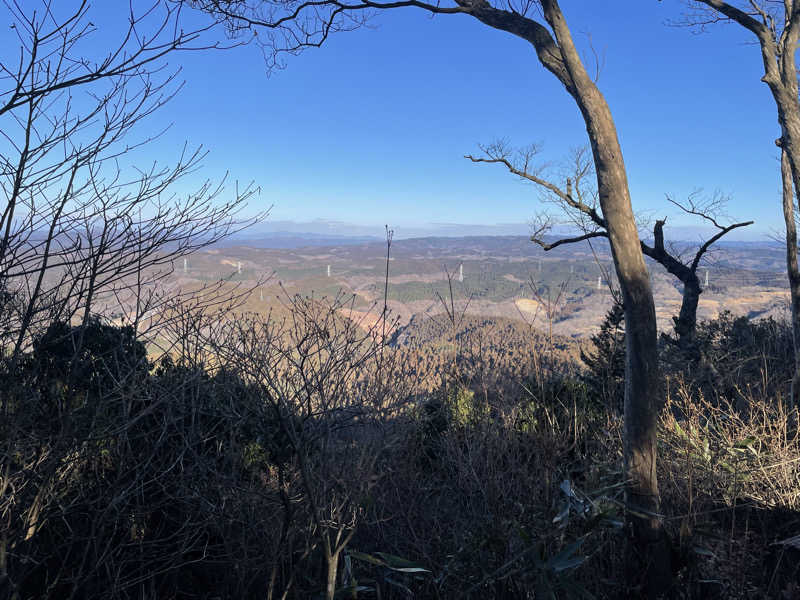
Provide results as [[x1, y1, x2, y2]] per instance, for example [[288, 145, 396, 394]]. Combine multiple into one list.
[[36, 1, 788, 238]]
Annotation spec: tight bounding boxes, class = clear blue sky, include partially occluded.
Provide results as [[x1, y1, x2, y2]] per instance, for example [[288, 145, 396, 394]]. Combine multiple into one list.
[[50, 1, 788, 238]]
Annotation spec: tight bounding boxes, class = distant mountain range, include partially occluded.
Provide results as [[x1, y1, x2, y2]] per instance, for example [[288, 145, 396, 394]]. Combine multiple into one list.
[[227, 219, 776, 249], [219, 231, 380, 249], [232, 219, 533, 242]]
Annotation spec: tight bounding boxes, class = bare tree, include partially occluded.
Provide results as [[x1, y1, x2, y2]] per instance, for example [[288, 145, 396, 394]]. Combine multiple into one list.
[[467, 142, 753, 344], [677, 0, 800, 407], [0, 4, 267, 596], [653, 193, 753, 343], [0, 0, 263, 361], [211, 291, 412, 600], [189, 0, 671, 590]]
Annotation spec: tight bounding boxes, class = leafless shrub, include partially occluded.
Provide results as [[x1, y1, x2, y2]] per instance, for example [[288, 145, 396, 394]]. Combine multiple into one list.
[[0, 0, 264, 361], [203, 291, 415, 599], [0, 3, 272, 597]]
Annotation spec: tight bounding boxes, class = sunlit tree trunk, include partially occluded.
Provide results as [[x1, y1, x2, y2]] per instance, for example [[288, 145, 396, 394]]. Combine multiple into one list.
[[538, 3, 669, 593]]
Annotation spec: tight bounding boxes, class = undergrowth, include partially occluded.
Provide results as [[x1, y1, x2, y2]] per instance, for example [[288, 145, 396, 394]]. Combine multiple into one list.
[[2, 304, 799, 599]]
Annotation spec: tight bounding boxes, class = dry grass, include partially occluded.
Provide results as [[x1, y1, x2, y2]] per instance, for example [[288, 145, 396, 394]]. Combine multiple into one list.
[[655, 379, 800, 598]]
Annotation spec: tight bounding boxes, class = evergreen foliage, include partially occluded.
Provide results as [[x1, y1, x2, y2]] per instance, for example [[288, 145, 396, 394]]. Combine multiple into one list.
[[30, 317, 149, 396], [580, 298, 625, 414]]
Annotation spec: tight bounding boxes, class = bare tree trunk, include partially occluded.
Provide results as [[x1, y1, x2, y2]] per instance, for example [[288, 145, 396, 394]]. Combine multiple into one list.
[[325, 547, 340, 600], [689, 2, 800, 407], [675, 274, 701, 344], [538, 2, 670, 593], [644, 221, 699, 347], [738, 2, 800, 407], [781, 148, 800, 408], [770, 76, 800, 413]]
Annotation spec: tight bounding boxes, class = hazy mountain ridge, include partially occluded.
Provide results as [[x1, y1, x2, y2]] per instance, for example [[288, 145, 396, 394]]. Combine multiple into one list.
[[230, 219, 774, 245]]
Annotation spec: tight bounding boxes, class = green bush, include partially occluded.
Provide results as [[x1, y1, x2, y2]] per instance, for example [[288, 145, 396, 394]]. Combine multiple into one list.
[[580, 299, 625, 414]]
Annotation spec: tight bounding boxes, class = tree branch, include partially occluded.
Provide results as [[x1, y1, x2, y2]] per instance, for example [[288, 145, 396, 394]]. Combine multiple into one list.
[[691, 0, 770, 36], [531, 230, 607, 251], [193, 0, 573, 82], [465, 148, 607, 228], [690, 220, 754, 272]]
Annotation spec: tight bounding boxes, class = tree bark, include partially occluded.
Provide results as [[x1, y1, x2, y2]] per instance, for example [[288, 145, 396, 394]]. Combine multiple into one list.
[[641, 220, 699, 346], [782, 148, 800, 409], [325, 548, 340, 600], [675, 275, 701, 343]]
